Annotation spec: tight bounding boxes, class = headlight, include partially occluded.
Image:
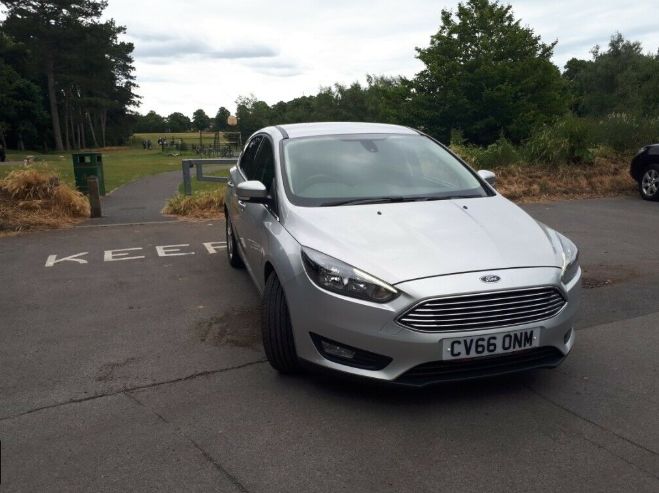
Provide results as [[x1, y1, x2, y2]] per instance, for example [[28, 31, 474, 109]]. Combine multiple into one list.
[[557, 232, 579, 283], [301, 247, 399, 303]]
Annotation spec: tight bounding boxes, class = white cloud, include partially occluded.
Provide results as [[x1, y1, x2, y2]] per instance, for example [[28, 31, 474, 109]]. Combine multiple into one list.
[[102, 0, 659, 117]]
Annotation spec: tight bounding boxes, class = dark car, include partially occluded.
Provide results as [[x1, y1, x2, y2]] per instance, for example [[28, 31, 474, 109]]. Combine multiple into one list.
[[630, 145, 659, 201]]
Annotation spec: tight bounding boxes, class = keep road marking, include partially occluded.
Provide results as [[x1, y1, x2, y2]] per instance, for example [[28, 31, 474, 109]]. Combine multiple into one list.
[[45, 242, 226, 267]]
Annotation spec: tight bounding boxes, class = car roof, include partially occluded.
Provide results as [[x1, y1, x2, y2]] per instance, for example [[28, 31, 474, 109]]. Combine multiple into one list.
[[273, 122, 419, 139]]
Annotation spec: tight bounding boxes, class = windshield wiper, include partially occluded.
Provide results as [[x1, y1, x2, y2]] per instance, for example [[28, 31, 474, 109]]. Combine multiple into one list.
[[321, 195, 480, 206], [420, 195, 480, 201], [321, 196, 410, 207]]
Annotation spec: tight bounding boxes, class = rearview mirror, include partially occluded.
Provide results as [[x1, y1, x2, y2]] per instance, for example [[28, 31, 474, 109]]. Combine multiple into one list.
[[478, 170, 496, 188], [237, 180, 269, 202]]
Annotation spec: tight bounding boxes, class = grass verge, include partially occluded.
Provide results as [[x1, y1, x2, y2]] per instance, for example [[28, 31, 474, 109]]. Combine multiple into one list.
[[494, 156, 635, 202]]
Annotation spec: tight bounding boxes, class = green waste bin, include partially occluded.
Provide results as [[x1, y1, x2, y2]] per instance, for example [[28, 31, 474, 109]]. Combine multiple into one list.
[[72, 152, 105, 196]]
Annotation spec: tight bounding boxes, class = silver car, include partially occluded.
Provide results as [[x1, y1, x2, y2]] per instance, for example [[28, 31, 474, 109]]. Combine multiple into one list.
[[224, 122, 580, 385]]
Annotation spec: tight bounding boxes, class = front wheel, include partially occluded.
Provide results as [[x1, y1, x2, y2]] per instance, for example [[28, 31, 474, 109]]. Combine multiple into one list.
[[225, 213, 244, 268], [262, 272, 300, 373], [640, 164, 659, 201]]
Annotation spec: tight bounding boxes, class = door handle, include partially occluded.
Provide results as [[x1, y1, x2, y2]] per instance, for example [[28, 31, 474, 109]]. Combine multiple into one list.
[[227, 180, 234, 187], [237, 200, 246, 211]]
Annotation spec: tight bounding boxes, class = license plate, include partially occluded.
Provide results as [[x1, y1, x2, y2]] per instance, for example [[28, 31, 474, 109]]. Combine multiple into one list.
[[442, 328, 540, 361]]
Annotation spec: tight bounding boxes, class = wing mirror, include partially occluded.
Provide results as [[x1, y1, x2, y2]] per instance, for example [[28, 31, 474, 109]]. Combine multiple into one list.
[[478, 169, 496, 188], [236, 180, 270, 203]]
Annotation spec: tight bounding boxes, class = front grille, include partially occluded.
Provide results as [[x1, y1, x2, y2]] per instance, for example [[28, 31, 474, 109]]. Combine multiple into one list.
[[396, 347, 565, 385], [397, 287, 566, 332]]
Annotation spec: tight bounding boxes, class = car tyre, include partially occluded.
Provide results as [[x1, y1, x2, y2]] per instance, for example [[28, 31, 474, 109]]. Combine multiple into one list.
[[262, 272, 300, 373], [225, 212, 244, 268], [640, 164, 659, 201]]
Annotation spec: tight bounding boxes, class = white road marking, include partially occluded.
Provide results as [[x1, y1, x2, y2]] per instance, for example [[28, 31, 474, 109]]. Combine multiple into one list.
[[202, 242, 227, 254], [45, 252, 88, 267], [44, 241, 227, 267], [104, 248, 145, 262], [155, 244, 195, 257]]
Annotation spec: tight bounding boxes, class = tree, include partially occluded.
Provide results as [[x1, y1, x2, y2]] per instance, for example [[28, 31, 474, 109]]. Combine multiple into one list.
[[1, 0, 138, 150], [167, 112, 191, 132], [133, 111, 166, 133], [0, 33, 48, 149], [213, 107, 231, 131], [564, 33, 659, 117], [192, 109, 211, 131], [2, 1, 105, 150], [414, 0, 566, 144], [235, 96, 272, 140]]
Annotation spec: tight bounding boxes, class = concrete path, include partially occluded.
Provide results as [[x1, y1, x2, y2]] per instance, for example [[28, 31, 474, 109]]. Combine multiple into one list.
[[83, 171, 182, 226]]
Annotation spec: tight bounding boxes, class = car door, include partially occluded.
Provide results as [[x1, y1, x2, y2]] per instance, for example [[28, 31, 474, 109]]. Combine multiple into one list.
[[239, 135, 278, 290], [229, 135, 262, 261]]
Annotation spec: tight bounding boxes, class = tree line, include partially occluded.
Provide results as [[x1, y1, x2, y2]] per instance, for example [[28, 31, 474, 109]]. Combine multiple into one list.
[[1, 0, 658, 151], [0, 0, 138, 151], [133, 107, 233, 134], [134, 1, 659, 147]]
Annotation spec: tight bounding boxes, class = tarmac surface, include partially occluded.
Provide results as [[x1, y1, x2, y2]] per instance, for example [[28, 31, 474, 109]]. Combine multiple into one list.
[[0, 180, 657, 492], [86, 170, 181, 225]]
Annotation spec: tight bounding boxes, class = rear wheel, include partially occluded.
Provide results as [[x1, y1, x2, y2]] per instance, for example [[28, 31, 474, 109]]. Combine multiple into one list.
[[640, 164, 659, 201], [262, 272, 300, 373], [225, 212, 244, 268]]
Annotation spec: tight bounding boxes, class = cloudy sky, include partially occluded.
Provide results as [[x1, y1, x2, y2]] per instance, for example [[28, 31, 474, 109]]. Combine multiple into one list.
[[102, 0, 659, 117]]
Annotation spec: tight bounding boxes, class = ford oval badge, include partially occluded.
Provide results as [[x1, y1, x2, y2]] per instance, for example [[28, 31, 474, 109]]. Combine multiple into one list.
[[480, 275, 501, 283]]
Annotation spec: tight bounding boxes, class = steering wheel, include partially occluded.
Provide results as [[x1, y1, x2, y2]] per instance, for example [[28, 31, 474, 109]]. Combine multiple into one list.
[[299, 174, 337, 191]]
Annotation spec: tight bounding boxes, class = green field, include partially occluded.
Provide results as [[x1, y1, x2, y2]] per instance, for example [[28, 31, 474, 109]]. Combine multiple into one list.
[[1, 148, 183, 192], [0, 147, 237, 195]]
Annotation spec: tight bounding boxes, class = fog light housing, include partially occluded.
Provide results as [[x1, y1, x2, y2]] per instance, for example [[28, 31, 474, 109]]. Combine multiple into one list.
[[321, 340, 356, 360], [564, 328, 573, 344], [310, 333, 392, 370]]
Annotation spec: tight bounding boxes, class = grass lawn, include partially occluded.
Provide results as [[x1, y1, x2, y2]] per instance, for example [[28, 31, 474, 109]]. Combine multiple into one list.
[[1, 147, 236, 195], [1, 148, 185, 193]]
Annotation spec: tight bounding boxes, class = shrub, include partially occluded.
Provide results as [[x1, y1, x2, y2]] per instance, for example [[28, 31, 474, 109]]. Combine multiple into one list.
[[451, 136, 521, 168], [594, 113, 659, 154], [524, 116, 594, 165]]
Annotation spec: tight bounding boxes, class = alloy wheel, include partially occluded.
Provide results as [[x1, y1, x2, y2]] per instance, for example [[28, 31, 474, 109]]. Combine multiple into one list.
[[642, 169, 658, 197]]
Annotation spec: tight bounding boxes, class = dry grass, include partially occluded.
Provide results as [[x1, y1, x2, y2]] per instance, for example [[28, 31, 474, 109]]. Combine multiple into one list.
[[495, 157, 636, 203], [163, 188, 225, 219], [0, 167, 90, 234]]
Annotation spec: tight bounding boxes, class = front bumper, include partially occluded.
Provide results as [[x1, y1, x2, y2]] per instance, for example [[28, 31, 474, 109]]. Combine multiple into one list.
[[283, 266, 580, 385]]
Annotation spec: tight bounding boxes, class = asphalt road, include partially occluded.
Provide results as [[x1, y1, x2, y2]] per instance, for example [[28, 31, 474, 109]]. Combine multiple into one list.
[[0, 195, 657, 492]]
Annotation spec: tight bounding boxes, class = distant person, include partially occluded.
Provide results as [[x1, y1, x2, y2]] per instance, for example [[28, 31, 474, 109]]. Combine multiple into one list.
[[142, 139, 147, 150], [147, 139, 152, 150], [0, 145, 6, 162]]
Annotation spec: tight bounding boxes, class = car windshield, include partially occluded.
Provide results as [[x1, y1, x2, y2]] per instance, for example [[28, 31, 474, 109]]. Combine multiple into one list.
[[281, 134, 489, 206]]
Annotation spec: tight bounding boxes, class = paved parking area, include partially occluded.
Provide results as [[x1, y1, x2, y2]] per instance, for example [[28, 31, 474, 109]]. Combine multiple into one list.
[[0, 196, 657, 492]]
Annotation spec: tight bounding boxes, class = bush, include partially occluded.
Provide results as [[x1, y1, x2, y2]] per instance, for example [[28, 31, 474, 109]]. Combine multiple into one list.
[[594, 113, 659, 153], [524, 116, 594, 165], [451, 136, 521, 168]]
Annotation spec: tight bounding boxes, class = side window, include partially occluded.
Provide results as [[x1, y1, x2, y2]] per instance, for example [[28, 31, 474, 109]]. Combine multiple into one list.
[[239, 136, 262, 180], [253, 138, 275, 190]]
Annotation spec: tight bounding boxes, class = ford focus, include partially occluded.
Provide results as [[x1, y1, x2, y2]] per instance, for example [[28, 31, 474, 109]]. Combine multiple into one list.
[[224, 122, 580, 386]]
